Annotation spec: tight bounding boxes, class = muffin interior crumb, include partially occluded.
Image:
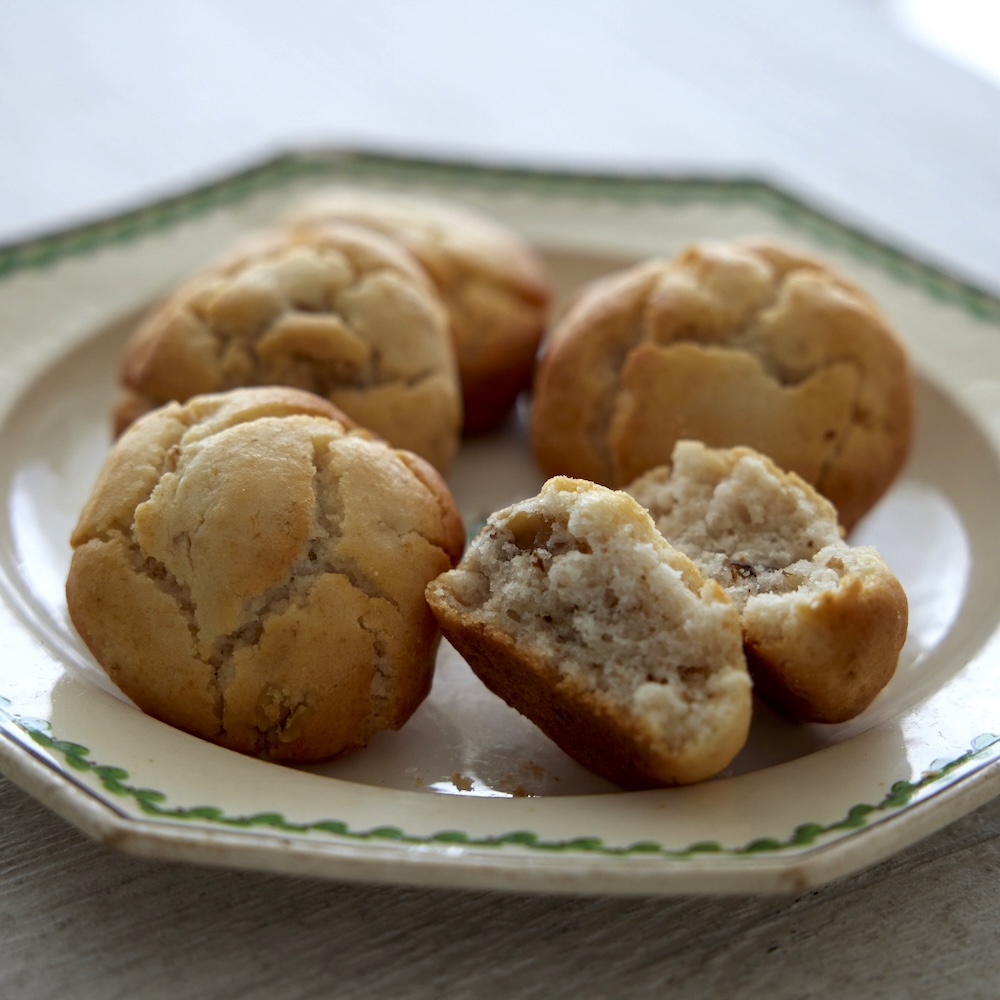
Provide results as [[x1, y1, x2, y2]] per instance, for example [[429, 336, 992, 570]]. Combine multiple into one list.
[[629, 443, 851, 612], [437, 481, 745, 743]]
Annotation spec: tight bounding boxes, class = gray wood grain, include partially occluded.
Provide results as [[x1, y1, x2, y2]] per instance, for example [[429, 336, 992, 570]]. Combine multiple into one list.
[[2, 775, 999, 999]]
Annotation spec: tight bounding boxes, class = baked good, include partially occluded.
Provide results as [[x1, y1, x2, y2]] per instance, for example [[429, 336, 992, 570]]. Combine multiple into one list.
[[425, 477, 752, 788], [628, 440, 908, 723], [67, 386, 465, 762], [288, 187, 551, 434], [531, 238, 913, 531], [114, 221, 462, 474]]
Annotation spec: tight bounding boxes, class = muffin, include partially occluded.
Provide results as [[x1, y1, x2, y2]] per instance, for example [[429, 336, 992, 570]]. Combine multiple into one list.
[[114, 220, 462, 474], [426, 477, 751, 788], [628, 440, 909, 722], [288, 187, 551, 434], [531, 238, 913, 531], [68, 386, 465, 762]]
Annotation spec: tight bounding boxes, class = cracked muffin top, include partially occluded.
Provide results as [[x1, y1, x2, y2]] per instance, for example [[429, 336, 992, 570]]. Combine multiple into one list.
[[114, 220, 462, 474], [67, 386, 465, 763], [530, 238, 913, 531], [287, 187, 551, 434]]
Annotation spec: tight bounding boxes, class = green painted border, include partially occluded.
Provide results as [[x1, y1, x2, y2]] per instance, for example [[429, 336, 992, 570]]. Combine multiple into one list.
[[1, 148, 999, 865], [1, 148, 998, 323], [2, 699, 998, 858]]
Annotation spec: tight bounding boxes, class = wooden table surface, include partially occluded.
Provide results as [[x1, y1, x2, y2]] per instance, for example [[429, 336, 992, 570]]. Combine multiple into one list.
[[1, 2, 999, 997]]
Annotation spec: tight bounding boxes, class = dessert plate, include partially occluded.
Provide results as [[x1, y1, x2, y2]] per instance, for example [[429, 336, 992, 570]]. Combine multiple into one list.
[[1, 150, 999, 895]]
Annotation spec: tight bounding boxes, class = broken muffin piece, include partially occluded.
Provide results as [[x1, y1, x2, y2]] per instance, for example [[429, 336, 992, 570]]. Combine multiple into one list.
[[67, 386, 465, 762], [425, 477, 752, 789], [627, 440, 909, 723]]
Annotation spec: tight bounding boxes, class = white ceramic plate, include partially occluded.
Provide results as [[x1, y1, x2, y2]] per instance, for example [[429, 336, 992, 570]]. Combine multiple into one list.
[[1, 150, 999, 896]]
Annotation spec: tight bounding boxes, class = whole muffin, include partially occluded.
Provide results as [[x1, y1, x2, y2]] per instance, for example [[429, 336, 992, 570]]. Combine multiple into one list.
[[531, 238, 913, 531], [68, 387, 465, 762], [114, 221, 462, 474], [288, 187, 551, 434]]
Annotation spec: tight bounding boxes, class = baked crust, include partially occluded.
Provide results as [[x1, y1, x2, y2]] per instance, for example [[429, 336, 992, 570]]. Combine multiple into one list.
[[426, 477, 751, 788], [288, 187, 551, 434], [68, 386, 465, 762], [115, 221, 462, 474], [532, 238, 913, 531], [742, 562, 908, 723], [628, 440, 908, 723]]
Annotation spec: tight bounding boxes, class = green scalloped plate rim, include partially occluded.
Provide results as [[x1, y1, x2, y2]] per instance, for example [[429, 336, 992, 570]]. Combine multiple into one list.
[[2, 695, 999, 859], [1, 148, 997, 322], [1, 147, 1000, 892]]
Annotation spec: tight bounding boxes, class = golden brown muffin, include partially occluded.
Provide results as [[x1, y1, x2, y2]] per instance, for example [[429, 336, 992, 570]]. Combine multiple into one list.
[[288, 187, 551, 434], [628, 441, 908, 723], [531, 238, 913, 531], [426, 477, 751, 788], [114, 221, 462, 474], [68, 386, 465, 763]]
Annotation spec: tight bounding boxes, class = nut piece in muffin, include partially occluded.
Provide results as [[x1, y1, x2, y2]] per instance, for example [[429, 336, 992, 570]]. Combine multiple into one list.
[[68, 386, 465, 763], [425, 477, 751, 789], [288, 187, 551, 434], [531, 238, 913, 531], [115, 221, 462, 474], [628, 440, 908, 723]]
